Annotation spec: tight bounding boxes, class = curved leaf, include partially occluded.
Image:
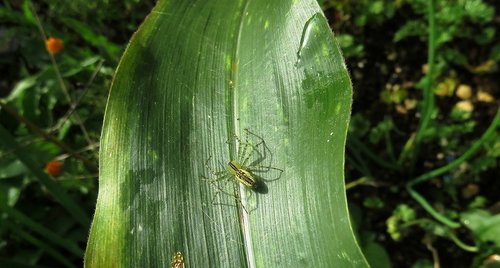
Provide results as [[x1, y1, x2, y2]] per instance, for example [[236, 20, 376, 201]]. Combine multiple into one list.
[[85, 0, 368, 267]]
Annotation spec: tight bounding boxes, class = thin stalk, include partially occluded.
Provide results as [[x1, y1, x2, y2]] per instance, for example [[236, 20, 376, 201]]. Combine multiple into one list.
[[49, 59, 105, 132], [448, 231, 478, 252], [346, 154, 369, 178], [402, 218, 478, 252], [0, 101, 98, 172], [347, 144, 373, 178], [401, 218, 432, 228], [348, 137, 400, 171], [0, 125, 90, 228], [406, 185, 461, 228], [423, 237, 440, 268], [397, 133, 415, 166], [409, 108, 500, 186], [412, 0, 437, 170], [28, 1, 97, 158], [407, 108, 500, 227], [384, 129, 396, 163], [345, 176, 370, 190]]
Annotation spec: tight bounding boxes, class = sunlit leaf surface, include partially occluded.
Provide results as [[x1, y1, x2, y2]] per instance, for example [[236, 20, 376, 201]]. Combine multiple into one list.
[[85, 0, 368, 267]]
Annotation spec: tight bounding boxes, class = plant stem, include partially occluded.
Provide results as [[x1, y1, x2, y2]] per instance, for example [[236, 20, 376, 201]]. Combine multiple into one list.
[[384, 128, 396, 163], [347, 142, 373, 177], [345, 176, 370, 190], [406, 184, 461, 228], [29, 1, 98, 158], [448, 231, 478, 252], [348, 137, 399, 171], [0, 101, 98, 172], [407, 108, 500, 227], [0, 125, 91, 228], [397, 133, 415, 166], [412, 0, 437, 170], [409, 108, 500, 186]]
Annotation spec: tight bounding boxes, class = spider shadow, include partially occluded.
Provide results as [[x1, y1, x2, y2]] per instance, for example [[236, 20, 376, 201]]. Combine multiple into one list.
[[248, 166, 284, 195]]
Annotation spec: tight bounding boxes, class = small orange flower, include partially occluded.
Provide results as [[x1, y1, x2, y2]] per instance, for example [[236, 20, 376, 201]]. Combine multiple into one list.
[[45, 160, 63, 176], [45, 37, 64, 55]]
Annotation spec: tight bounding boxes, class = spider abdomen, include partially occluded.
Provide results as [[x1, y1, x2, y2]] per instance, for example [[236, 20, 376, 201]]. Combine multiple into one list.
[[227, 161, 257, 188]]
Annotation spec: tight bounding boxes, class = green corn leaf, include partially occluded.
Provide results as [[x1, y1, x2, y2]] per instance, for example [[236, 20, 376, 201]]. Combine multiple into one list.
[[85, 0, 368, 267]]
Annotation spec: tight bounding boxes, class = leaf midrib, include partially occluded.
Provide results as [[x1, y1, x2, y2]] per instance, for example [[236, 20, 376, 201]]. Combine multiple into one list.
[[230, 0, 255, 267]]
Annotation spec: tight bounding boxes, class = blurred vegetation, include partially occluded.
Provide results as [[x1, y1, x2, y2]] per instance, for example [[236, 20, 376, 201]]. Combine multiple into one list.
[[0, 0, 499, 267], [0, 0, 154, 266], [320, 0, 500, 267]]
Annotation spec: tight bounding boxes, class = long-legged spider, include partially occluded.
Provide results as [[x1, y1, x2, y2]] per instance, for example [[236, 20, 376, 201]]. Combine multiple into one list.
[[202, 128, 283, 212]]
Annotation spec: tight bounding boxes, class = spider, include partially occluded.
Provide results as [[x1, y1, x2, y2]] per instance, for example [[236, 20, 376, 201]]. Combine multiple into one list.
[[202, 128, 283, 213]]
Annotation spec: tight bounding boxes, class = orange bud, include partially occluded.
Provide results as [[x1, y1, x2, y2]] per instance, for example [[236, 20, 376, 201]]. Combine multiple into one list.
[[45, 37, 64, 55], [45, 160, 63, 176]]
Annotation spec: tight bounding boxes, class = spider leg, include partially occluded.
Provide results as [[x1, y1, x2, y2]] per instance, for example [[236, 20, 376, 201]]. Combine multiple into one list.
[[243, 128, 273, 168]]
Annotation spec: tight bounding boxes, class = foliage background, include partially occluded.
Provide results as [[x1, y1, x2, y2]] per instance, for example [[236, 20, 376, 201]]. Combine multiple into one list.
[[0, 0, 499, 267]]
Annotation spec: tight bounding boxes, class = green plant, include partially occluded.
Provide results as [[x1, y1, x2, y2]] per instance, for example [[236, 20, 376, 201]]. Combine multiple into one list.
[[85, 0, 368, 266], [0, 0, 152, 266], [2, 0, 499, 266], [337, 0, 500, 266]]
